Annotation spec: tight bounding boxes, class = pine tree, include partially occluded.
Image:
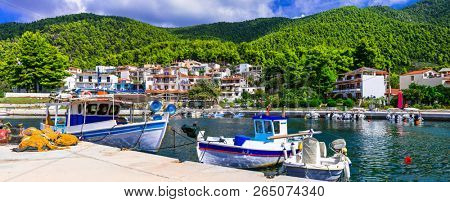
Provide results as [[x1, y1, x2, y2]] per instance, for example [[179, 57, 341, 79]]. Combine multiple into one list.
[[2, 32, 69, 92]]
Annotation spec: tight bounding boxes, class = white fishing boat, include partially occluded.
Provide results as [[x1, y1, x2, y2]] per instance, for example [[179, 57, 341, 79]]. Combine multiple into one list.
[[351, 108, 366, 120], [284, 138, 351, 181], [232, 112, 245, 118], [305, 111, 320, 119], [212, 111, 225, 118], [40, 94, 171, 152], [183, 114, 321, 169]]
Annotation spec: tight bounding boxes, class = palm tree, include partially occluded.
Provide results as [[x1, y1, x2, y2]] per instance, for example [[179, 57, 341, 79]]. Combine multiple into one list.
[[188, 80, 221, 103]]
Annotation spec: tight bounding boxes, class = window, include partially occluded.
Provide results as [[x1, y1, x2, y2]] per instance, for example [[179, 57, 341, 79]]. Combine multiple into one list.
[[255, 121, 263, 133], [77, 104, 82, 114], [108, 105, 120, 115], [264, 121, 273, 134], [410, 76, 415, 81], [86, 104, 98, 115], [78, 76, 83, 82], [273, 121, 280, 134], [88, 76, 92, 82], [107, 77, 110, 82], [97, 104, 109, 115]]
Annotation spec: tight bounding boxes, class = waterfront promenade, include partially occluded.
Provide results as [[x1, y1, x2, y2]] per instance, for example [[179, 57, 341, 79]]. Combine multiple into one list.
[[0, 142, 310, 182], [2, 105, 450, 120]]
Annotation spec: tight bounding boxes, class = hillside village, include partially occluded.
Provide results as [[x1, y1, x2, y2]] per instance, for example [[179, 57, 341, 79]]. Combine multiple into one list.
[[61, 60, 450, 107], [63, 60, 263, 103]]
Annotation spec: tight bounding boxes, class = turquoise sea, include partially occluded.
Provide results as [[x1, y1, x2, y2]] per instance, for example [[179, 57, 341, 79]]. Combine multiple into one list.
[[3, 117, 449, 182]]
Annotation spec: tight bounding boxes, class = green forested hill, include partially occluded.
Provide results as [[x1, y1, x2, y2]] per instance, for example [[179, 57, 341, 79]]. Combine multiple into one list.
[[0, 0, 448, 71], [244, 6, 449, 69], [0, 13, 176, 68], [168, 17, 292, 43], [402, 0, 449, 26]]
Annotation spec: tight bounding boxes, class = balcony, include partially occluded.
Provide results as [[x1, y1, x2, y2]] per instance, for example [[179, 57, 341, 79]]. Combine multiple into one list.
[[332, 88, 361, 93]]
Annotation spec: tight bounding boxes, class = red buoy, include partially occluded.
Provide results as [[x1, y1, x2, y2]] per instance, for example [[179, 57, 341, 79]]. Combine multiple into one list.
[[404, 156, 412, 164]]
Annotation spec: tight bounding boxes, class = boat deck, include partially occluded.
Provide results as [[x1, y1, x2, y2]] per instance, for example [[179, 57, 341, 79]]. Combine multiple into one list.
[[0, 142, 315, 182]]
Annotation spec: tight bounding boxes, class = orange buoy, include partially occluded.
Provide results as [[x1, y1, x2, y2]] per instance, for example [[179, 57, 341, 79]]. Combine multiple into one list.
[[404, 156, 412, 164]]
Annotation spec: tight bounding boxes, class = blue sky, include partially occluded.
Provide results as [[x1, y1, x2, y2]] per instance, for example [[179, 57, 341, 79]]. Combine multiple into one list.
[[0, 0, 419, 27]]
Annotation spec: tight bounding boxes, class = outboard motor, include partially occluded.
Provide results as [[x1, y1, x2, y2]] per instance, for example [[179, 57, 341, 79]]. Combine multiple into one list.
[[331, 139, 347, 152], [181, 123, 200, 138]]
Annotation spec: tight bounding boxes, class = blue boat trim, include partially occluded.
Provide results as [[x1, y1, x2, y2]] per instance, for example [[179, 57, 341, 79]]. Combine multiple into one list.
[[252, 114, 287, 120], [198, 142, 292, 157], [72, 122, 166, 138]]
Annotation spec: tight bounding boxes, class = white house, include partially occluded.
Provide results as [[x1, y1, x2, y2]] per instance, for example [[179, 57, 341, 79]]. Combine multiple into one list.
[[95, 66, 116, 74], [439, 68, 450, 87], [219, 75, 246, 102], [332, 67, 388, 99], [74, 71, 118, 90], [238, 64, 252, 73], [399, 69, 443, 90]]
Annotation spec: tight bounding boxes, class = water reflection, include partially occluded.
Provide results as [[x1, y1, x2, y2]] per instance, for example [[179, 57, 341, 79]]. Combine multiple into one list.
[[163, 118, 450, 182], [2, 116, 449, 182]]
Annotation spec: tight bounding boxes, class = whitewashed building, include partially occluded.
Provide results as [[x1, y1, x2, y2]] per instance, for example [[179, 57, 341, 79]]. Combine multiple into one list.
[[332, 67, 388, 99], [219, 75, 246, 101], [399, 69, 442, 90]]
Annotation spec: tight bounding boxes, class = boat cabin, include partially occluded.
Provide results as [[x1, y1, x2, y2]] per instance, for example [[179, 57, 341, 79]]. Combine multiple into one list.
[[252, 115, 288, 142], [42, 97, 133, 133], [68, 101, 122, 126]]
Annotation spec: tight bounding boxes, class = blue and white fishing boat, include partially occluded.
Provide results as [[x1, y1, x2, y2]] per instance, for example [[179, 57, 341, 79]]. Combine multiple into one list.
[[212, 111, 225, 118], [283, 138, 351, 181], [40, 94, 170, 152], [192, 114, 320, 169], [232, 112, 245, 118]]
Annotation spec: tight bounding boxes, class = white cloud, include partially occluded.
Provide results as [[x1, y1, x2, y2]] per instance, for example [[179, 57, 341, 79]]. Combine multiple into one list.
[[2, 0, 418, 26], [5, 0, 276, 27]]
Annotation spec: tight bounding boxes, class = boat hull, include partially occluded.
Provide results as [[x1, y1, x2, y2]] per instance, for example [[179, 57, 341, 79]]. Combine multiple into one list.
[[284, 165, 343, 181], [197, 142, 289, 169], [70, 121, 168, 152]]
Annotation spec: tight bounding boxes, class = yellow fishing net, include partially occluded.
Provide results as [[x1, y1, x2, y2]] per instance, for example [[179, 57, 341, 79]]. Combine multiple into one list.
[[18, 134, 59, 152], [23, 127, 43, 136], [41, 127, 60, 142], [16, 127, 78, 152], [55, 134, 78, 146]]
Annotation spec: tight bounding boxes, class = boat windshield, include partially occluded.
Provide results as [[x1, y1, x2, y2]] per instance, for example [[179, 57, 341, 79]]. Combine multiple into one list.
[[264, 121, 272, 134], [273, 121, 280, 134], [255, 121, 263, 133], [109, 105, 120, 115]]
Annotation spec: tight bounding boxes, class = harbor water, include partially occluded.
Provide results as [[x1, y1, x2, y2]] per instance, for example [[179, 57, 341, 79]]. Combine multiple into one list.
[[2, 117, 449, 182]]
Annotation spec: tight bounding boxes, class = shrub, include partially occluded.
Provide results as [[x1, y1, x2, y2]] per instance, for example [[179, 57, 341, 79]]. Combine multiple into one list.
[[299, 100, 308, 108], [309, 99, 321, 107], [327, 99, 337, 107], [343, 98, 354, 107]]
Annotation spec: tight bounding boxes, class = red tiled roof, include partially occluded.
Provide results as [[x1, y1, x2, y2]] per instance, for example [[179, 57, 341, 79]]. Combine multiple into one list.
[[340, 67, 388, 76], [401, 69, 433, 76], [386, 89, 401, 96], [153, 74, 177, 78], [145, 90, 187, 94], [221, 76, 241, 81], [188, 75, 211, 79]]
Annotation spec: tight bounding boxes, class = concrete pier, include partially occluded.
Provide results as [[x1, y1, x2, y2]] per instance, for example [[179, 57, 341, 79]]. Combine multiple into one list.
[[0, 142, 311, 182]]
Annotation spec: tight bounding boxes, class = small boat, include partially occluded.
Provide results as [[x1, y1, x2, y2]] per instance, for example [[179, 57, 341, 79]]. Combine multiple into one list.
[[185, 114, 321, 169], [284, 138, 351, 181], [232, 112, 245, 118], [212, 111, 225, 118], [40, 94, 171, 152], [350, 108, 366, 120], [305, 112, 319, 119]]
